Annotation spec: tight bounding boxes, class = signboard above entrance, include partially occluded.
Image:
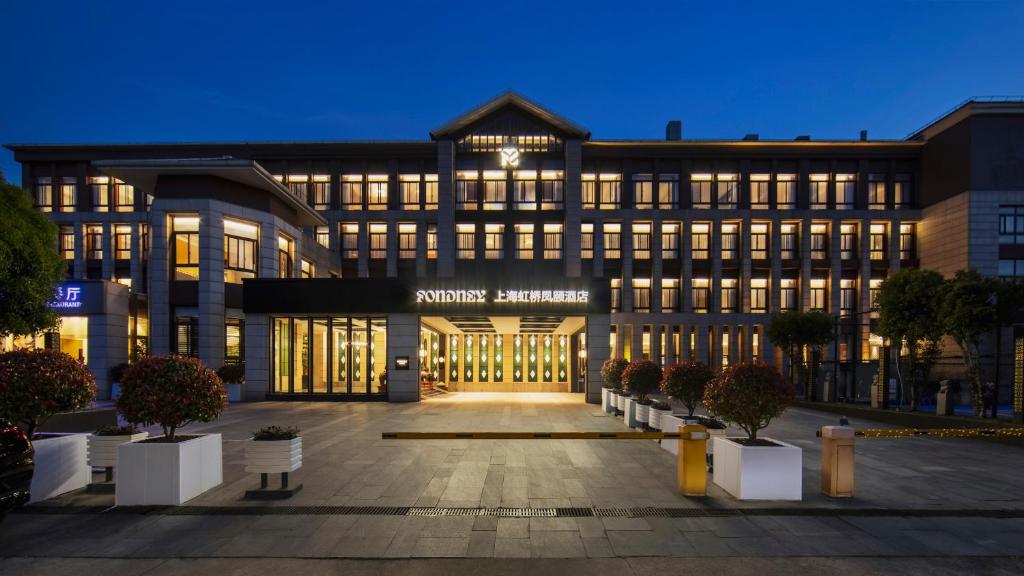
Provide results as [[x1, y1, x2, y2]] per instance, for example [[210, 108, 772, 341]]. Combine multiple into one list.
[[415, 289, 589, 305]]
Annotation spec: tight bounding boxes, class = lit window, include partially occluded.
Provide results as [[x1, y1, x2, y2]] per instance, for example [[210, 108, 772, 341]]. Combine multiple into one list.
[[835, 174, 855, 209], [776, 174, 796, 208], [900, 223, 915, 260], [750, 174, 770, 208], [603, 223, 621, 259], [426, 224, 438, 260], [661, 279, 679, 312], [691, 223, 710, 259], [341, 175, 363, 209], [717, 173, 738, 208], [399, 223, 417, 260], [114, 224, 132, 260], [692, 278, 710, 313], [341, 223, 359, 259], [514, 170, 536, 210], [368, 223, 387, 259], [810, 173, 829, 209], [89, 176, 109, 212], [60, 177, 77, 213], [721, 278, 738, 313], [690, 173, 712, 208], [171, 215, 200, 280], [515, 224, 534, 259], [632, 278, 651, 312], [869, 174, 886, 208], [633, 174, 653, 209], [287, 175, 308, 201], [543, 223, 563, 259], [367, 175, 388, 210], [485, 224, 504, 259], [598, 173, 621, 209], [658, 174, 678, 209], [483, 170, 506, 210], [277, 234, 294, 277], [456, 223, 476, 259], [456, 171, 479, 210], [894, 175, 912, 208], [810, 278, 827, 311], [750, 223, 769, 259], [541, 170, 564, 209], [780, 278, 798, 311], [424, 174, 439, 210], [632, 223, 651, 260], [870, 224, 887, 260], [225, 318, 244, 364], [840, 279, 856, 316], [582, 173, 596, 209], [750, 278, 768, 313], [35, 177, 53, 212], [312, 175, 330, 210], [840, 224, 857, 260], [224, 218, 258, 283], [315, 226, 329, 248], [301, 260, 315, 278], [59, 225, 74, 261], [721, 223, 739, 260], [811, 224, 828, 260], [610, 278, 622, 312], [400, 174, 420, 210], [581, 223, 594, 259], [780, 223, 798, 259], [662, 223, 680, 259], [85, 224, 103, 260]]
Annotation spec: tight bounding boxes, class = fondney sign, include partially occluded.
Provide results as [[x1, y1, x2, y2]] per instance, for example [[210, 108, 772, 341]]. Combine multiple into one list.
[[414, 288, 590, 305]]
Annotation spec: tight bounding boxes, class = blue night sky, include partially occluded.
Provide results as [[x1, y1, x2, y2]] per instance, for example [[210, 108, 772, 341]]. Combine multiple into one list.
[[2, 0, 1023, 185]]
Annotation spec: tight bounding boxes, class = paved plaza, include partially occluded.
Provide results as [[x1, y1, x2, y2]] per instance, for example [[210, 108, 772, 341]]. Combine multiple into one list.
[[3, 393, 1024, 573]]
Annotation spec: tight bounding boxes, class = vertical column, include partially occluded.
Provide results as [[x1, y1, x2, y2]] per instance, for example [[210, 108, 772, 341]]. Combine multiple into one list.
[[586, 314, 612, 404], [148, 210, 170, 355], [564, 139, 582, 277], [631, 323, 643, 362], [622, 220, 634, 312], [74, 222, 87, 280], [888, 218, 902, 273], [415, 221, 427, 278], [741, 215, 752, 312], [730, 325, 741, 365], [711, 218, 722, 313], [859, 219, 872, 364], [387, 313, 420, 402], [436, 139, 455, 278], [800, 217, 812, 311], [696, 323, 709, 367], [830, 222, 842, 314], [770, 219, 782, 312], [652, 217, 663, 312], [198, 209, 225, 371], [651, 325, 662, 365], [665, 324, 676, 366], [101, 223, 114, 280], [762, 324, 777, 368], [386, 218, 398, 278], [244, 313, 269, 401], [357, 220, 369, 278], [681, 221, 693, 312], [129, 221, 143, 289], [592, 216, 605, 279]]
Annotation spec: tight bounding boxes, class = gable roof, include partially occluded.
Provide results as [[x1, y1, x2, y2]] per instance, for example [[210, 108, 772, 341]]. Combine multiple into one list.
[[430, 91, 590, 140]]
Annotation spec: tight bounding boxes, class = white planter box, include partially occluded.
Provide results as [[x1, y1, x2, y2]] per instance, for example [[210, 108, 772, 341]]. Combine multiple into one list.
[[245, 437, 302, 474], [601, 388, 616, 413], [623, 397, 639, 428], [635, 403, 650, 424], [29, 434, 90, 503], [658, 416, 725, 457], [226, 383, 243, 403], [116, 433, 223, 506], [648, 408, 670, 430], [712, 436, 802, 501], [87, 432, 149, 469]]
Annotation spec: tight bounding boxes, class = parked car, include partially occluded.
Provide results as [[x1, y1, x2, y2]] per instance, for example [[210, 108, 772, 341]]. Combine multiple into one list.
[[0, 419, 34, 521]]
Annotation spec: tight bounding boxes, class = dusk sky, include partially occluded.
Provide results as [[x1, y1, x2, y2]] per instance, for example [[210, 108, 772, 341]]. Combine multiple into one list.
[[2, 0, 1023, 185]]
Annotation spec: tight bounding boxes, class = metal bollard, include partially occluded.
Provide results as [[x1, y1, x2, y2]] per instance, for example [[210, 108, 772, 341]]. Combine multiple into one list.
[[820, 425, 855, 498], [677, 424, 708, 497]]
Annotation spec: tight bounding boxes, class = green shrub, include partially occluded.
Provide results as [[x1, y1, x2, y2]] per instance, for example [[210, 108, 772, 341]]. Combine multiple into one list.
[[253, 425, 300, 441], [661, 360, 714, 416], [621, 360, 662, 403], [216, 362, 246, 385], [703, 361, 793, 440], [117, 355, 226, 440], [600, 358, 629, 389], [0, 349, 96, 436]]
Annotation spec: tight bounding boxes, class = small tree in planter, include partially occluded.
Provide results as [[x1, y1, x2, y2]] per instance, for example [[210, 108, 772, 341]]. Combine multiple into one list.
[[622, 360, 662, 426], [115, 355, 227, 505], [601, 358, 629, 414], [245, 425, 303, 499], [216, 362, 245, 403], [661, 360, 713, 418], [703, 361, 800, 500]]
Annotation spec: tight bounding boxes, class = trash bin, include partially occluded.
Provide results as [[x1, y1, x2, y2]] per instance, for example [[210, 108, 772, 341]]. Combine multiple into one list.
[[820, 425, 854, 498]]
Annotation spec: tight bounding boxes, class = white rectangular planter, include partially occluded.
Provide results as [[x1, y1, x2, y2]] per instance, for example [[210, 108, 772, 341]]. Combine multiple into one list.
[[658, 416, 725, 456], [623, 397, 639, 428], [116, 433, 223, 506], [601, 389, 616, 413], [712, 436, 802, 501], [245, 438, 302, 474], [87, 432, 149, 469], [29, 434, 90, 503], [648, 408, 670, 430], [635, 402, 650, 424]]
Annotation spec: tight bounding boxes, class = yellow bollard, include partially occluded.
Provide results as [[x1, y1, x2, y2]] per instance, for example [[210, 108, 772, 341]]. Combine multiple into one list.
[[677, 424, 708, 496], [820, 425, 855, 498]]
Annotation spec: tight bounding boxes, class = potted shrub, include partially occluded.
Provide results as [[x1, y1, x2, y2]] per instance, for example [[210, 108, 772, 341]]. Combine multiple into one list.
[[703, 361, 800, 500], [600, 358, 628, 414], [661, 360, 714, 422], [648, 400, 672, 431], [86, 424, 148, 491], [622, 360, 661, 429], [216, 362, 245, 403], [115, 355, 227, 505], [244, 425, 303, 499], [108, 363, 129, 400], [0, 349, 95, 502]]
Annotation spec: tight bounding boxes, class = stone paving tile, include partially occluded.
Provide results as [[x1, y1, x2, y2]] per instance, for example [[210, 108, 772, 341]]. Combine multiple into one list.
[[582, 537, 616, 558], [600, 517, 651, 531], [493, 538, 532, 558], [496, 518, 530, 539], [575, 517, 606, 538], [466, 532, 496, 558], [412, 537, 470, 558], [530, 531, 586, 558], [606, 529, 693, 557], [472, 515, 498, 531], [529, 517, 578, 531]]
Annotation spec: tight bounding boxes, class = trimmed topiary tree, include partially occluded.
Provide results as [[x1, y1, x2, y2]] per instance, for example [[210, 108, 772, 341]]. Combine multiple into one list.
[[661, 360, 714, 417], [216, 363, 246, 385], [703, 361, 794, 441], [600, 358, 629, 390], [621, 360, 662, 403], [117, 355, 227, 440], [0, 349, 96, 436]]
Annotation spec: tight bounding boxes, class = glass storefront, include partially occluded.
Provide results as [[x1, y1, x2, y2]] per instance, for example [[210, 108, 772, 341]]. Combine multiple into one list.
[[0, 316, 89, 364], [271, 316, 387, 396]]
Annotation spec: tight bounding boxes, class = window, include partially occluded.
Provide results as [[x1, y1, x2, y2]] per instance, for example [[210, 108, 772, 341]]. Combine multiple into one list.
[[341, 175, 363, 209], [750, 278, 768, 313], [35, 177, 53, 212], [456, 171, 478, 210], [780, 224, 798, 259], [633, 174, 653, 209], [278, 234, 294, 277], [582, 173, 596, 209], [610, 278, 622, 312], [721, 279, 738, 313], [457, 223, 476, 259], [598, 174, 621, 209], [658, 174, 678, 209], [301, 260, 315, 278], [515, 224, 534, 259], [999, 206, 1024, 244], [59, 225, 74, 261], [717, 174, 738, 208], [632, 278, 651, 312], [691, 223, 710, 259], [662, 279, 679, 312], [89, 176, 109, 212], [484, 224, 504, 259], [514, 170, 536, 210], [810, 174, 829, 209], [60, 177, 77, 212], [841, 224, 857, 260], [225, 318, 244, 364], [114, 225, 131, 260], [543, 223, 563, 259], [424, 174, 439, 210], [140, 224, 150, 261], [84, 225, 103, 260], [113, 179, 134, 212], [427, 224, 438, 259], [341, 223, 359, 259], [840, 279, 856, 316], [572, 222, 591, 261], [869, 278, 883, 316], [692, 278, 710, 313], [368, 223, 387, 259], [315, 226, 329, 248], [603, 223, 621, 259], [632, 223, 651, 260], [869, 224, 886, 260], [171, 216, 200, 280], [894, 174, 912, 207], [175, 316, 198, 357], [541, 170, 564, 209], [900, 223, 915, 260], [835, 174, 855, 209], [400, 174, 420, 210], [287, 175, 308, 202], [312, 175, 330, 210], [367, 175, 388, 210], [811, 224, 828, 260], [750, 223, 768, 259], [998, 260, 1024, 278], [751, 174, 770, 208], [780, 278, 798, 311], [223, 218, 258, 283], [691, 173, 712, 208], [721, 223, 739, 260], [810, 278, 827, 311], [869, 174, 886, 208], [399, 223, 417, 259], [662, 223, 680, 260], [776, 174, 796, 208], [482, 170, 506, 210]]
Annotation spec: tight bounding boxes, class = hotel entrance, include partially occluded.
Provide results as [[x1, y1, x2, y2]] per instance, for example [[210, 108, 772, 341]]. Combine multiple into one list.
[[419, 316, 587, 394]]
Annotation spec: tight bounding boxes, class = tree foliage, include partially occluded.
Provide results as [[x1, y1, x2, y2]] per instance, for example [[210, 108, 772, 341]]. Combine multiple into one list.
[[621, 360, 661, 403], [766, 310, 834, 398], [660, 360, 713, 416], [940, 270, 1001, 417], [0, 171, 66, 338], [600, 358, 629, 389], [117, 355, 227, 439], [0, 349, 96, 436], [703, 361, 794, 440]]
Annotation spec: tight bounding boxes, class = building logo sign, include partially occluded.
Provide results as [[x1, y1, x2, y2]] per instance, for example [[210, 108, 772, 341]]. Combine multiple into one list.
[[415, 288, 588, 305], [48, 285, 84, 310], [499, 145, 520, 168]]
